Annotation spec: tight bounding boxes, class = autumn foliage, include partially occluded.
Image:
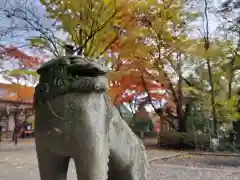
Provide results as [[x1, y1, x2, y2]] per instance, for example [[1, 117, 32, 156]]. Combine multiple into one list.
[[0, 45, 43, 102], [0, 45, 44, 68], [0, 83, 34, 103], [108, 59, 169, 107]]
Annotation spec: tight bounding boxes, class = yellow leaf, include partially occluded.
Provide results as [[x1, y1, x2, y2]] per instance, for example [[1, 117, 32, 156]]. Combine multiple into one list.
[[103, 0, 110, 5]]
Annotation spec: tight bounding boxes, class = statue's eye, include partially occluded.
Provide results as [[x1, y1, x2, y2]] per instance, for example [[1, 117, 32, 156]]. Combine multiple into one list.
[[53, 77, 65, 86], [53, 77, 58, 86], [40, 83, 49, 92], [59, 79, 65, 86]]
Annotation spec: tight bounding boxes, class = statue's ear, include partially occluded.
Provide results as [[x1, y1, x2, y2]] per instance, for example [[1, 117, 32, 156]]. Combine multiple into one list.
[[64, 44, 75, 56], [36, 65, 50, 75]]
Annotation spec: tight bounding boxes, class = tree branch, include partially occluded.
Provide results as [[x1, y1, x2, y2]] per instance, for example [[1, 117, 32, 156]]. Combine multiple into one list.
[[77, 10, 118, 55]]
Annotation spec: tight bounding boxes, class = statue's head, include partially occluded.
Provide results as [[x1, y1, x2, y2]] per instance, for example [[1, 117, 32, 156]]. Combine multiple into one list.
[[37, 56, 108, 77], [34, 56, 113, 139], [34, 56, 109, 107]]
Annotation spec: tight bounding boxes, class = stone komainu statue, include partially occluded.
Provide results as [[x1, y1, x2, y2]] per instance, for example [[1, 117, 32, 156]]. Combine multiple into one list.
[[34, 56, 149, 180]]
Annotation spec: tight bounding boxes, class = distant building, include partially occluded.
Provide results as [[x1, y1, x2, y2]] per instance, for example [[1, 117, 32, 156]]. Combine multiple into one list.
[[119, 103, 177, 135], [0, 83, 34, 137]]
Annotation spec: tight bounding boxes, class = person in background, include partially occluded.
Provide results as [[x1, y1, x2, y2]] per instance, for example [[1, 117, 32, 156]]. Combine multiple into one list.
[[12, 125, 18, 145], [0, 123, 2, 142]]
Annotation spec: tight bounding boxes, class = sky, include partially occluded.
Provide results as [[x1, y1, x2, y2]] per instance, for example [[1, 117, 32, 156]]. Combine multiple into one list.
[[0, 0, 67, 84], [0, 0, 68, 53]]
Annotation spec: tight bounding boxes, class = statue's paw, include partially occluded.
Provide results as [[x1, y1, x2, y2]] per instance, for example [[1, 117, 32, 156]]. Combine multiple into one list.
[[94, 77, 109, 92]]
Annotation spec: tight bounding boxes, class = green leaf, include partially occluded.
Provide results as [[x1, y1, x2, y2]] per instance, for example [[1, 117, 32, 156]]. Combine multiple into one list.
[[28, 37, 50, 48], [182, 86, 203, 96], [8, 69, 39, 77]]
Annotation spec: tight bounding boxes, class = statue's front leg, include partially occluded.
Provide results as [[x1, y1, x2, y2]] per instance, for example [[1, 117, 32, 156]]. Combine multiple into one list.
[[73, 134, 109, 180], [36, 146, 70, 180], [66, 93, 109, 180]]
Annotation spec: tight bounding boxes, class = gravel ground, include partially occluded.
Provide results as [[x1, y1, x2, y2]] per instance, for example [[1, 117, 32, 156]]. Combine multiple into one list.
[[150, 164, 240, 180], [0, 141, 240, 180], [146, 148, 185, 160], [153, 154, 240, 170]]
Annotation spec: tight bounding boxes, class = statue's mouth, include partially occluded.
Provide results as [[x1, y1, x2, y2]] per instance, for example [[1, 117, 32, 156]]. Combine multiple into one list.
[[67, 56, 108, 77], [69, 65, 107, 77]]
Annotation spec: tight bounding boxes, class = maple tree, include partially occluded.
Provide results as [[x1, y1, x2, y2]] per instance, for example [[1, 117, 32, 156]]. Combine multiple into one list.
[[35, 0, 175, 130], [28, 0, 240, 135], [103, 0, 201, 132], [32, 0, 202, 132], [0, 45, 43, 87], [108, 61, 166, 105], [106, 0, 240, 134], [36, 0, 138, 58], [2, 0, 240, 136]]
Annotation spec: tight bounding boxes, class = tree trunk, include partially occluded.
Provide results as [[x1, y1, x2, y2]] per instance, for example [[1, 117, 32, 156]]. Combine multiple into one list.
[[228, 39, 240, 144], [140, 74, 179, 131], [176, 53, 187, 132], [204, 0, 217, 137], [177, 108, 186, 132], [228, 38, 240, 99], [155, 108, 178, 131], [206, 58, 218, 137]]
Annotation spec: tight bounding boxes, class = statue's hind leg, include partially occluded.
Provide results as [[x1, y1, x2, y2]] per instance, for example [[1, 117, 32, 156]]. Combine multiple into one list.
[[36, 147, 70, 180], [108, 112, 149, 180]]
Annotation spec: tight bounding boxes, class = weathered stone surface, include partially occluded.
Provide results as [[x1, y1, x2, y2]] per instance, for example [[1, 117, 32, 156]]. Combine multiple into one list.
[[34, 56, 149, 180]]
